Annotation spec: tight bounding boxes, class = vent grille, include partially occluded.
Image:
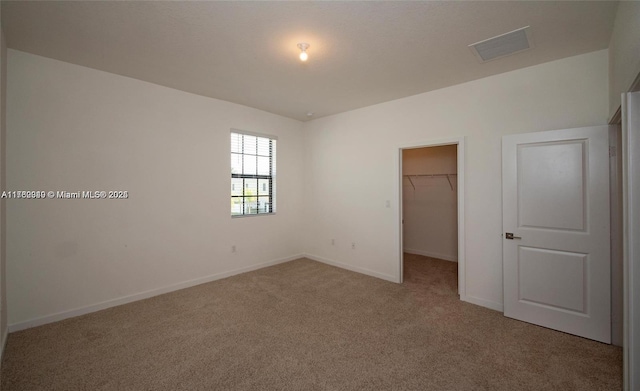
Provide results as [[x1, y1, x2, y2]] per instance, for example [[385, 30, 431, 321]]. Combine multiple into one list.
[[469, 26, 534, 63]]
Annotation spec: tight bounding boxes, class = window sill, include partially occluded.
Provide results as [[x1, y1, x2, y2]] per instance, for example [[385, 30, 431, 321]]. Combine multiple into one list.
[[231, 213, 276, 219]]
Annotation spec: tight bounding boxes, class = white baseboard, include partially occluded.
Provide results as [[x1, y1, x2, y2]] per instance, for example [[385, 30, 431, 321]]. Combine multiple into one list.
[[404, 248, 458, 262], [461, 295, 504, 312], [303, 253, 398, 283], [8, 254, 303, 333]]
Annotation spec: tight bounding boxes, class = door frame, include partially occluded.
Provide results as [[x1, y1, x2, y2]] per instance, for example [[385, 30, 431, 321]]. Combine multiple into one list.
[[396, 136, 466, 299], [610, 126, 624, 347], [621, 91, 640, 391]]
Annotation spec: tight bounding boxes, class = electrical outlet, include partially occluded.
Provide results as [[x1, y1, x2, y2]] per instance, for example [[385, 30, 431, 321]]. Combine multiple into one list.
[[331, 239, 335, 245], [231, 245, 236, 253], [351, 242, 356, 250]]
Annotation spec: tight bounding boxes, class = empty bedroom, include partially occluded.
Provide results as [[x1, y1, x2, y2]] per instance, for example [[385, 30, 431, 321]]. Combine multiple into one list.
[[0, 1, 639, 390]]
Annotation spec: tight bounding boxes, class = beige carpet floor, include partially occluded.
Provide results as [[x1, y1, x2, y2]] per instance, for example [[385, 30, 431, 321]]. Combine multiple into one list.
[[1, 255, 622, 390]]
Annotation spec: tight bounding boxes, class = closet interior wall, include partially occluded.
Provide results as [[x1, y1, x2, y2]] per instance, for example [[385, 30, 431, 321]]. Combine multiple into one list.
[[402, 145, 458, 262]]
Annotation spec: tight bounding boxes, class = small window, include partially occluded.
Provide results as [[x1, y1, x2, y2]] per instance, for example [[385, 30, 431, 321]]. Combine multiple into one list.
[[231, 131, 276, 216]]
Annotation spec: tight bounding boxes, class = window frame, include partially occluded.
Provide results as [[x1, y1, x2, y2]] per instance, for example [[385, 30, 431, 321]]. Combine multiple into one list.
[[230, 129, 277, 218]]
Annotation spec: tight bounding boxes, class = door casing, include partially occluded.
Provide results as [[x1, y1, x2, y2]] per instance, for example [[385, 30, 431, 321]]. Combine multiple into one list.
[[396, 137, 466, 299]]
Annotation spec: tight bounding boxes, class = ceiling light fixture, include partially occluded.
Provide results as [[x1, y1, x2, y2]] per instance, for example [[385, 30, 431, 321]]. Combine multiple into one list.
[[297, 43, 310, 62]]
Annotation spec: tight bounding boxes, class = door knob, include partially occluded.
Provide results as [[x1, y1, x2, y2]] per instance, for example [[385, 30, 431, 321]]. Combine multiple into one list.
[[505, 232, 522, 240]]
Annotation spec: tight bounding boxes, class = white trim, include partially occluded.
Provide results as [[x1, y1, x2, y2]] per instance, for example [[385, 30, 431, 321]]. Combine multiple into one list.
[[404, 248, 458, 263], [8, 254, 303, 332], [610, 126, 624, 347], [398, 147, 404, 284], [230, 128, 278, 140], [622, 91, 639, 391], [397, 136, 466, 299], [1, 327, 7, 363], [231, 212, 276, 219], [457, 138, 466, 297], [304, 253, 397, 283], [398, 137, 465, 150], [462, 295, 503, 312]]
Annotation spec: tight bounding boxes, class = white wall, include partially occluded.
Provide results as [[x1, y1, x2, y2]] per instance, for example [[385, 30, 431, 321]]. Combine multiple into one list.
[[608, 1, 640, 119], [402, 145, 457, 261], [4, 48, 612, 327], [303, 50, 609, 310], [6, 50, 305, 329]]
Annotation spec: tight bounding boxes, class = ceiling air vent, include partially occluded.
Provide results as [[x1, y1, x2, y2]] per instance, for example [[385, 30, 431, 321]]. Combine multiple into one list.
[[469, 26, 534, 63]]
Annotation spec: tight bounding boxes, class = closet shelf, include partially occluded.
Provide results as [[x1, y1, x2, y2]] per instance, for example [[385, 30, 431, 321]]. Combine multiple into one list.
[[403, 173, 457, 191]]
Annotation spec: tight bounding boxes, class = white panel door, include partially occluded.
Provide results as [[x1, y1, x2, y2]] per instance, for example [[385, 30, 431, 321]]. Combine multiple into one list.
[[502, 126, 611, 343]]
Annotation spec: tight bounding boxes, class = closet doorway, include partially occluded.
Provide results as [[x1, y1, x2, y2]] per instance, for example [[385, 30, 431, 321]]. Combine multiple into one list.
[[398, 138, 465, 300]]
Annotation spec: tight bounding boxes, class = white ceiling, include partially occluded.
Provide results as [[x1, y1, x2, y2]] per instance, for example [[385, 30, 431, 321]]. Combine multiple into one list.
[[2, 1, 618, 122]]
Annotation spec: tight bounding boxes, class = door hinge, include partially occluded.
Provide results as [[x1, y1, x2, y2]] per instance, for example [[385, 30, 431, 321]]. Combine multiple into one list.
[[609, 146, 617, 157]]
